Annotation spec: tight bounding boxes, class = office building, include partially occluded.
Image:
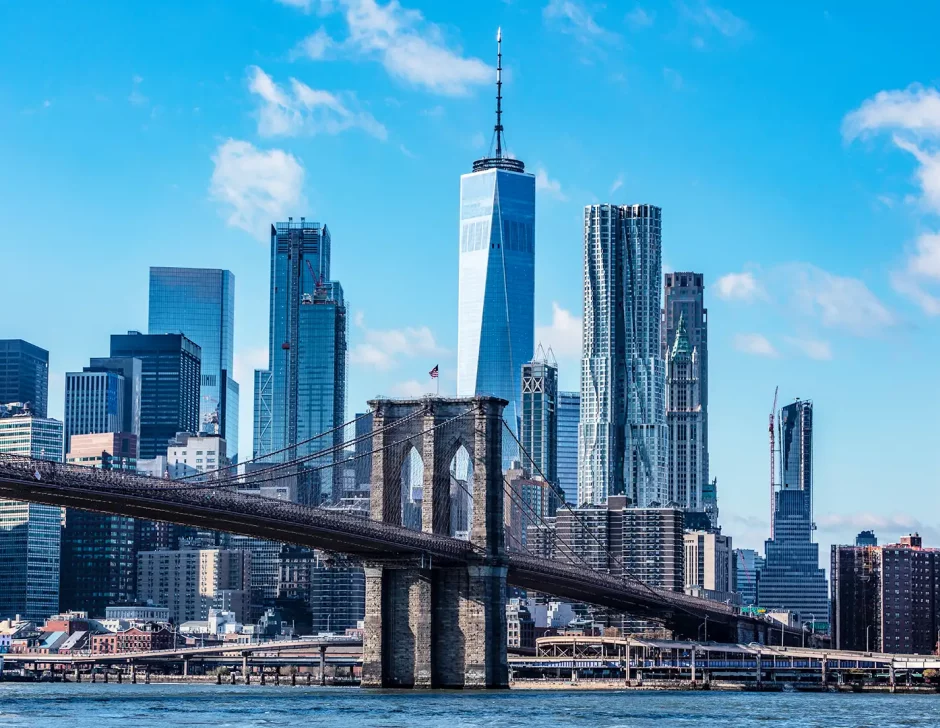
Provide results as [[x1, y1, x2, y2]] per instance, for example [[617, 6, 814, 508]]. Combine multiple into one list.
[[556, 391, 579, 505], [506, 598, 535, 650], [556, 498, 684, 592], [663, 272, 708, 510], [137, 548, 251, 623], [832, 535, 940, 654], [758, 399, 828, 622], [684, 530, 735, 603], [267, 220, 347, 504], [665, 313, 705, 511], [148, 267, 239, 460], [277, 547, 364, 633], [702, 477, 719, 529], [0, 412, 63, 622], [165, 432, 228, 479], [0, 339, 49, 417], [60, 433, 138, 616], [353, 411, 373, 490], [456, 32, 535, 436], [856, 530, 878, 547], [579, 203, 667, 506], [504, 465, 563, 549], [520, 353, 558, 483], [252, 369, 273, 459], [88, 357, 142, 449], [734, 548, 764, 607], [64, 368, 125, 453], [110, 332, 201, 460]]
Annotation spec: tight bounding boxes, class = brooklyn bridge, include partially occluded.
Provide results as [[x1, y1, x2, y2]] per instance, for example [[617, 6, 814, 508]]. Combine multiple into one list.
[[0, 395, 782, 689]]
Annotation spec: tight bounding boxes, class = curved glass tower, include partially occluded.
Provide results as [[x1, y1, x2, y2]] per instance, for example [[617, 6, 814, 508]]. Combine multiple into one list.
[[456, 29, 535, 433]]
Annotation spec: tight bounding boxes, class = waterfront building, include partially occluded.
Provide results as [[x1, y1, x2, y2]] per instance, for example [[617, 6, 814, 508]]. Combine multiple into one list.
[[0, 339, 49, 417], [110, 332, 201, 460], [252, 368, 273, 459], [148, 267, 238, 460], [137, 548, 251, 623], [683, 530, 735, 603], [663, 273, 708, 513], [832, 534, 940, 654], [456, 31, 535, 438], [734, 548, 764, 607], [267, 220, 347, 504], [90, 625, 173, 654], [665, 313, 704, 511], [757, 399, 828, 623], [556, 391, 579, 504], [579, 204, 667, 506], [0, 412, 63, 622], [104, 604, 170, 622], [520, 353, 558, 483], [277, 546, 364, 633], [506, 598, 535, 650]]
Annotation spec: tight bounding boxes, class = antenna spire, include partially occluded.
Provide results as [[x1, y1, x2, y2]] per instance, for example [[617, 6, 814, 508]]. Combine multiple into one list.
[[495, 27, 503, 159]]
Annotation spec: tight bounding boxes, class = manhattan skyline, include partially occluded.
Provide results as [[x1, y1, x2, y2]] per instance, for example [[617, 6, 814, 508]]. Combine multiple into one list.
[[3, 0, 939, 561]]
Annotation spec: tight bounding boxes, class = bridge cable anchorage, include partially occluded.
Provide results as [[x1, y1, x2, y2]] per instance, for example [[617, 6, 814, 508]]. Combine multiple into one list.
[[169, 405, 433, 493], [501, 419, 696, 610], [176, 410, 375, 482]]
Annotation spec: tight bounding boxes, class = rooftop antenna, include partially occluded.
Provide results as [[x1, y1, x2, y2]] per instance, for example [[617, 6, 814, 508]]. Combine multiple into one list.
[[495, 27, 503, 160]]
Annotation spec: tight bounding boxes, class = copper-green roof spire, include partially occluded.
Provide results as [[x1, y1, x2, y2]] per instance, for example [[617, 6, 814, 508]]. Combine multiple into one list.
[[670, 311, 693, 359]]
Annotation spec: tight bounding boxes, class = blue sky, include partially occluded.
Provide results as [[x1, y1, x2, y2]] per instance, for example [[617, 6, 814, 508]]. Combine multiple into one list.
[[3, 0, 940, 563]]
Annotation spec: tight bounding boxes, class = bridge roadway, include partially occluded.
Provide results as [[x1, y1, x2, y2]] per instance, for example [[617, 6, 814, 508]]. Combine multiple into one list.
[[0, 455, 759, 639]]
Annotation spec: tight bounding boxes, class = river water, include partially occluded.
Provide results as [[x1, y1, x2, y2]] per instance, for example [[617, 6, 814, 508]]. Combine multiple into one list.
[[0, 683, 937, 727]]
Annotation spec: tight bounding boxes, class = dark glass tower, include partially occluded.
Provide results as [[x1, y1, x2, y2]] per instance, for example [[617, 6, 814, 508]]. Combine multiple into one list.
[[758, 399, 829, 623], [110, 332, 201, 460], [0, 339, 49, 416], [148, 268, 239, 461]]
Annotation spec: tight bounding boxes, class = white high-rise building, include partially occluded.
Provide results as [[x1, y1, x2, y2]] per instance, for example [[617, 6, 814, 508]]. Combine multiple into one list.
[[665, 313, 705, 510], [578, 204, 668, 506]]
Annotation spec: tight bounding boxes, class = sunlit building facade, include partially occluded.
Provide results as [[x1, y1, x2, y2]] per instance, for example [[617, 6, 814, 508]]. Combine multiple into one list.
[[556, 391, 580, 505]]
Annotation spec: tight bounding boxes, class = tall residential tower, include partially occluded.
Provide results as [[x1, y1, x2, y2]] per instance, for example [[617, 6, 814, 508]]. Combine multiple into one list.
[[456, 30, 535, 432]]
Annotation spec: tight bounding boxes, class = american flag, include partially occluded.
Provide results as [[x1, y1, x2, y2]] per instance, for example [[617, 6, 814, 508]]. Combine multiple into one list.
[[429, 365, 439, 379]]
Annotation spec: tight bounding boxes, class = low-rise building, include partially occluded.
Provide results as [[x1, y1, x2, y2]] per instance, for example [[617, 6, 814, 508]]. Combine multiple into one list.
[[506, 598, 535, 650], [91, 625, 173, 654]]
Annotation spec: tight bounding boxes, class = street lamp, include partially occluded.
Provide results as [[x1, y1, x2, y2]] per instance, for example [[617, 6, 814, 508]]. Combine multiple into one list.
[[866, 625, 871, 653], [698, 616, 709, 643]]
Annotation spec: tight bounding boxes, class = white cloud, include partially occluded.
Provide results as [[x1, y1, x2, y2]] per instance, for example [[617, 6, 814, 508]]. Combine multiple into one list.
[[625, 6, 654, 29], [663, 67, 683, 91], [389, 379, 432, 398], [535, 167, 568, 201], [292, 27, 335, 59], [128, 75, 148, 106], [784, 336, 833, 361], [543, 0, 619, 44], [733, 333, 778, 358], [209, 139, 306, 243], [349, 316, 444, 371], [842, 84, 940, 142], [248, 66, 387, 140], [535, 302, 581, 359], [891, 232, 940, 315], [609, 174, 624, 195], [291, 0, 491, 96], [715, 271, 762, 302], [786, 263, 894, 335], [680, 1, 749, 45]]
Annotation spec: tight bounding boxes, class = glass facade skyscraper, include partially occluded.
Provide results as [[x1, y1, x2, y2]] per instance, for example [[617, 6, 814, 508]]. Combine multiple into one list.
[[0, 339, 49, 417], [110, 332, 201, 460], [64, 369, 124, 454], [253, 368, 273, 459], [148, 267, 239, 461], [520, 355, 557, 483], [0, 414, 63, 622], [758, 399, 829, 622], [556, 391, 580, 505], [267, 220, 347, 504], [456, 33, 534, 436]]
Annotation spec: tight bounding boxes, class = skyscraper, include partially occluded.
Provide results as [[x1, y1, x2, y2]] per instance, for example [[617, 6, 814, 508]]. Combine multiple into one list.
[[148, 267, 239, 461], [664, 273, 709, 515], [578, 204, 667, 506], [0, 339, 49, 417], [665, 314, 704, 510], [64, 368, 125, 454], [0, 411, 63, 621], [110, 332, 201, 460], [758, 399, 828, 622], [520, 353, 557, 483], [252, 369, 273, 459], [88, 356, 142, 449], [267, 220, 347, 504], [556, 391, 580, 505], [456, 30, 535, 433]]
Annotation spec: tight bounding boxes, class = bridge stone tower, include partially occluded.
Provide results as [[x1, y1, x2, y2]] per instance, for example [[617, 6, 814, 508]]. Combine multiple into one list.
[[362, 396, 508, 689]]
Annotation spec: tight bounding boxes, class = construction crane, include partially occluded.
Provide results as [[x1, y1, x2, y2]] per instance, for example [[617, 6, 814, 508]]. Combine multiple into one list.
[[769, 385, 778, 537]]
